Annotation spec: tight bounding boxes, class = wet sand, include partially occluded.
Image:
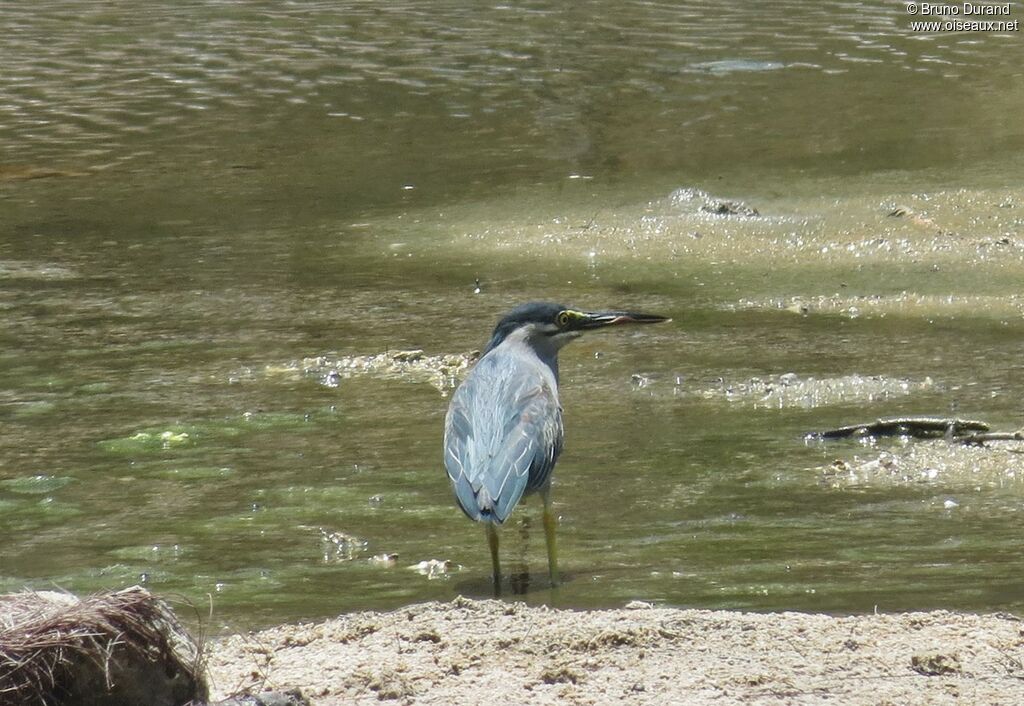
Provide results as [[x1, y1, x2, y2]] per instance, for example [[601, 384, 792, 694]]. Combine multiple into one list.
[[207, 597, 1024, 705]]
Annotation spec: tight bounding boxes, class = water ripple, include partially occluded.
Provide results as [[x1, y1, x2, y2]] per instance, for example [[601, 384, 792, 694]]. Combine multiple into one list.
[[2, 0, 1020, 170]]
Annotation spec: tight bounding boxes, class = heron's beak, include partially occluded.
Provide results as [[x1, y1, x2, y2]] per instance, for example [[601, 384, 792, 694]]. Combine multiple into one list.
[[579, 310, 671, 329]]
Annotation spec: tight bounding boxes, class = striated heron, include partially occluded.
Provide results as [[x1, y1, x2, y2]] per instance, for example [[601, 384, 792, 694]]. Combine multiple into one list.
[[443, 302, 668, 593]]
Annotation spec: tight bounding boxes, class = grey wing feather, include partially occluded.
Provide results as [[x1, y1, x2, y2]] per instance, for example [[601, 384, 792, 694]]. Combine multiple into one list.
[[444, 350, 562, 524]]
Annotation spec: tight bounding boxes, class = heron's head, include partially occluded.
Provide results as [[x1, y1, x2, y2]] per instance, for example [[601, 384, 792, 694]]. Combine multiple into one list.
[[483, 301, 669, 354]]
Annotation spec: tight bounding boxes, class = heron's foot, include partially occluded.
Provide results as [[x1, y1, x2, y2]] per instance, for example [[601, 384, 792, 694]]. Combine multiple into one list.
[[548, 558, 561, 589]]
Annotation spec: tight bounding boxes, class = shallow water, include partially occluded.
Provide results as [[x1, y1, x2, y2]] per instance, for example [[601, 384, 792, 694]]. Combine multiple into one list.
[[2, 1, 1024, 631]]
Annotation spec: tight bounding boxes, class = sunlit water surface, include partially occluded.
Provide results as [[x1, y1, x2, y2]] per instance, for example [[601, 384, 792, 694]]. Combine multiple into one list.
[[2, 1, 1023, 631]]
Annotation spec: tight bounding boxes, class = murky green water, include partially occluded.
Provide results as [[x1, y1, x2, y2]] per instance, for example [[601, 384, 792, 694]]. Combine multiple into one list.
[[2, 2, 1024, 631]]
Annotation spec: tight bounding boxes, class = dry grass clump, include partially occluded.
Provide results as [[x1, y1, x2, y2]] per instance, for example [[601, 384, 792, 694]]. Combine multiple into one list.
[[0, 585, 207, 706]]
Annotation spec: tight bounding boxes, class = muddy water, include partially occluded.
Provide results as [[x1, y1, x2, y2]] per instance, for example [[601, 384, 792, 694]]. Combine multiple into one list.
[[2, 2, 1023, 630]]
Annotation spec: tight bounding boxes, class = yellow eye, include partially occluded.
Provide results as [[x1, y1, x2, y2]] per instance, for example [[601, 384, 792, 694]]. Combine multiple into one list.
[[556, 311, 572, 327]]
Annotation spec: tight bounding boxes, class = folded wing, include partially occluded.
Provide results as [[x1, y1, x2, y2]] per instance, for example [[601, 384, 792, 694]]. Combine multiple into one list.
[[444, 350, 563, 524]]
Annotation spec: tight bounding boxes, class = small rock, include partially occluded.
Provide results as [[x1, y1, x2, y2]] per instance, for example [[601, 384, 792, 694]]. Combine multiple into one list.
[[389, 349, 424, 363], [365, 668, 415, 700], [318, 529, 366, 562], [701, 199, 759, 217], [220, 689, 310, 706], [540, 665, 584, 685], [409, 559, 456, 579], [911, 651, 961, 676], [631, 373, 650, 388]]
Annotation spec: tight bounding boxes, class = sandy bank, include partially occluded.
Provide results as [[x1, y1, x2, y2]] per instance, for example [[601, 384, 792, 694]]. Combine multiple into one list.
[[208, 598, 1024, 705]]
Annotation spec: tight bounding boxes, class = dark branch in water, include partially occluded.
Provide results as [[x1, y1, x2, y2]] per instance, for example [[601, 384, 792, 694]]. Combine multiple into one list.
[[957, 431, 1024, 446], [809, 417, 992, 441]]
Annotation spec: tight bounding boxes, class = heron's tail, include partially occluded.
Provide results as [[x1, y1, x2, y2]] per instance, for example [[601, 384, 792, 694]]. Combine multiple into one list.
[[452, 485, 508, 524]]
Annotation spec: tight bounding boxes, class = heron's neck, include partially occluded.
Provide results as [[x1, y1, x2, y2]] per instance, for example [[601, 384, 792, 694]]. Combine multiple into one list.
[[501, 326, 562, 383]]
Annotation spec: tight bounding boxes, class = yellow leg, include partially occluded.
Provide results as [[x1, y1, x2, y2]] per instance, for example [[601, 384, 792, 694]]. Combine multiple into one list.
[[542, 491, 560, 587], [486, 522, 502, 596]]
